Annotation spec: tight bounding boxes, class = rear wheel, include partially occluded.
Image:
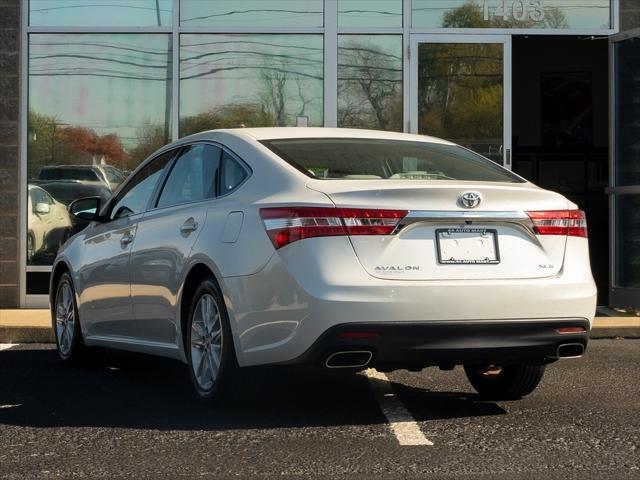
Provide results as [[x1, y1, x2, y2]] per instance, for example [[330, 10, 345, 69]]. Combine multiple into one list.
[[186, 278, 236, 404], [53, 272, 89, 364], [464, 364, 545, 400]]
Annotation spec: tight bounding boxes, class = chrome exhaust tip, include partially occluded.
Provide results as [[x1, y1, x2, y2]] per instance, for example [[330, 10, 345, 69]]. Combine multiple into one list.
[[325, 350, 373, 369], [557, 343, 585, 359]]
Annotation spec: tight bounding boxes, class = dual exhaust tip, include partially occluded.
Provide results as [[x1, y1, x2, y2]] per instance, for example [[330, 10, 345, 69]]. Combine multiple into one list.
[[325, 350, 373, 369], [557, 343, 585, 359]]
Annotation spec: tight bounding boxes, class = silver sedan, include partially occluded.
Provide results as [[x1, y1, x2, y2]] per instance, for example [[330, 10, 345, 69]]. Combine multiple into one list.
[[51, 128, 597, 403]]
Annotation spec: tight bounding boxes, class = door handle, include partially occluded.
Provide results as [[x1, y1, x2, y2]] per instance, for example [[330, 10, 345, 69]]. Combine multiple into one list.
[[120, 232, 134, 247], [180, 218, 199, 234]]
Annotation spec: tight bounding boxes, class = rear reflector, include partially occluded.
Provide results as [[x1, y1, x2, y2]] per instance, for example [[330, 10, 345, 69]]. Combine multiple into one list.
[[259, 207, 407, 249], [555, 326, 587, 334], [526, 210, 588, 238]]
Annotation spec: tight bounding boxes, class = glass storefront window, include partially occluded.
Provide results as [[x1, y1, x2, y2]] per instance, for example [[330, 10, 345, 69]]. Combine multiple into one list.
[[614, 37, 640, 187], [180, 0, 323, 28], [337, 35, 402, 131], [179, 34, 324, 136], [615, 195, 640, 289], [29, 0, 173, 27], [338, 0, 403, 28], [416, 42, 504, 163], [27, 33, 172, 265], [412, 0, 611, 30]]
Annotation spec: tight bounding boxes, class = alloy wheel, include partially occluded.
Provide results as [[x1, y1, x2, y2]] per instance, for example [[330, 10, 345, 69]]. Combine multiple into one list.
[[190, 293, 223, 391], [55, 282, 75, 356]]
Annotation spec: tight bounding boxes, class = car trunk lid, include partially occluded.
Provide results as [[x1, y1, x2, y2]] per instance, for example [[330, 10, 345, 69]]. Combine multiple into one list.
[[306, 180, 571, 281]]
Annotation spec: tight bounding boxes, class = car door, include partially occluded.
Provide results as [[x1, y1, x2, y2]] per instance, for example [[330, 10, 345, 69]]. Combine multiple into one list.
[[78, 150, 175, 340], [129, 143, 222, 347]]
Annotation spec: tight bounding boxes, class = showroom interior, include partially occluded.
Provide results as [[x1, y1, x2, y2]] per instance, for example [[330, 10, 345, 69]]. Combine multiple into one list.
[[0, 1, 638, 309]]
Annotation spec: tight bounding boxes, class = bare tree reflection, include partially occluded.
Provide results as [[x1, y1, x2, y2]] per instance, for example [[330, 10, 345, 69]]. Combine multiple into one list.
[[337, 37, 403, 131]]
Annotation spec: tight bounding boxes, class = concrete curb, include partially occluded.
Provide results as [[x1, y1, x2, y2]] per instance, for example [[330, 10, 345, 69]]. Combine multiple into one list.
[[0, 326, 54, 343], [0, 309, 638, 343]]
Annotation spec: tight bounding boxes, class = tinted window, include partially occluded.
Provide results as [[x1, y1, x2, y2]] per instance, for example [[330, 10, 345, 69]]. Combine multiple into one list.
[[219, 152, 248, 195], [263, 138, 524, 183], [39, 168, 101, 182], [110, 151, 174, 220], [157, 144, 221, 208]]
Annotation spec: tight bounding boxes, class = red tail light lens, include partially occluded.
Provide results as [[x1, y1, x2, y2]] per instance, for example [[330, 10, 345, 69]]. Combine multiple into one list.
[[259, 207, 407, 249], [526, 210, 588, 238]]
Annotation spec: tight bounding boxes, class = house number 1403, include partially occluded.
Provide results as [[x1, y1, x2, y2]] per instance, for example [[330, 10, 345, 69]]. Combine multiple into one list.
[[483, 0, 545, 22]]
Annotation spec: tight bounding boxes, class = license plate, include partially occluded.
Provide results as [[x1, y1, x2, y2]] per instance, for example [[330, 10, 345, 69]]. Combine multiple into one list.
[[436, 228, 500, 264]]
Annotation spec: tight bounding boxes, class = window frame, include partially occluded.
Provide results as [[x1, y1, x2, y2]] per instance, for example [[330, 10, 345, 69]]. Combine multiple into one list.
[[102, 147, 181, 221], [148, 141, 252, 212], [154, 142, 222, 210]]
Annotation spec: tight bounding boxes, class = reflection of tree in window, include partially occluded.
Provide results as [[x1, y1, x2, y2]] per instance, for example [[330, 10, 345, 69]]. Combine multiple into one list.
[[28, 34, 172, 178], [178, 35, 323, 136], [337, 36, 403, 132]]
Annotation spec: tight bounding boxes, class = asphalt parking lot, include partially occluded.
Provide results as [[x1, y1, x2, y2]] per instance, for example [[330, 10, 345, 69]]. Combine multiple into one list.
[[0, 340, 638, 479]]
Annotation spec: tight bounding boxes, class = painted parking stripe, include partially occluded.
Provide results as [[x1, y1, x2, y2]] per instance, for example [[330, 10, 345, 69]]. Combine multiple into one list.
[[0, 344, 17, 351], [364, 368, 434, 446]]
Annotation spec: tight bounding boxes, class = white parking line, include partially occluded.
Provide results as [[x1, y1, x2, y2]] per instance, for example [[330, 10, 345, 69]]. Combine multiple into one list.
[[0, 344, 17, 351], [364, 368, 434, 446]]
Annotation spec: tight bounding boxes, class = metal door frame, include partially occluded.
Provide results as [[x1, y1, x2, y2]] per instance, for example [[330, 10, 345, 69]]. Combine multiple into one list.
[[608, 27, 640, 307], [408, 34, 512, 169]]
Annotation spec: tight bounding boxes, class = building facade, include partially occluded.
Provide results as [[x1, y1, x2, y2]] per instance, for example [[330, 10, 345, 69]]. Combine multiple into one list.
[[0, 0, 638, 309]]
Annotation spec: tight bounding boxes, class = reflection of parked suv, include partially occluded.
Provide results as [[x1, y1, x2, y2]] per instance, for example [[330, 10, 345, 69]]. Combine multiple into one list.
[[27, 184, 72, 264], [35, 165, 117, 206]]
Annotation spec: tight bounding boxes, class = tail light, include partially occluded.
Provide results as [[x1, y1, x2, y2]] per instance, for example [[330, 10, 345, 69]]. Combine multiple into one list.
[[526, 210, 587, 238], [259, 207, 407, 249]]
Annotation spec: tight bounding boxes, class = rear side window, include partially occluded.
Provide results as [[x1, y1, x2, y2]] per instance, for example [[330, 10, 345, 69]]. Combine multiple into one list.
[[262, 138, 524, 183], [219, 151, 248, 196], [157, 144, 222, 208]]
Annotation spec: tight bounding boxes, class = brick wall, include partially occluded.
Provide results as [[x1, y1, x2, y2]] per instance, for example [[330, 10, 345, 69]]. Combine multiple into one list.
[[0, 0, 20, 308], [621, 0, 640, 31]]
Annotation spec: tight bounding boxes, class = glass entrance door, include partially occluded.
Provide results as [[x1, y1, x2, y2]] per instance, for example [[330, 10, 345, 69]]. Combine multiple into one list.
[[410, 35, 511, 167]]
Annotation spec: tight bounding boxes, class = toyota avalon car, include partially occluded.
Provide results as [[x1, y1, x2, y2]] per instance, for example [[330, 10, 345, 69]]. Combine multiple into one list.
[[51, 128, 596, 403]]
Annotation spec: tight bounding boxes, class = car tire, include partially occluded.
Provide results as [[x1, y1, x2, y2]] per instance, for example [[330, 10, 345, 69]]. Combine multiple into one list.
[[186, 277, 237, 404], [52, 272, 90, 365], [464, 364, 545, 400]]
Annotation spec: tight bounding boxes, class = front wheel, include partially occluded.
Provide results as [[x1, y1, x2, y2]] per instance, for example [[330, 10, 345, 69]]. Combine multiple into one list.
[[186, 278, 236, 404], [464, 364, 545, 400]]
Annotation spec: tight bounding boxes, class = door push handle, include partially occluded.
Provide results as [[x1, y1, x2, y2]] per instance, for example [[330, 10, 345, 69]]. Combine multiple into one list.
[[120, 233, 134, 247], [180, 218, 199, 234]]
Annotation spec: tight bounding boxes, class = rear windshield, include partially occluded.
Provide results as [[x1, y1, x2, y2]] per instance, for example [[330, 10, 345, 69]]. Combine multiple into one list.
[[262, 138, 524, 183], [39, 168, 100, 182]]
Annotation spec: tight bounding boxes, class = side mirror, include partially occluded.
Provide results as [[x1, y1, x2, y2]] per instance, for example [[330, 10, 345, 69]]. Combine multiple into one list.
[[34, 202, 50, 215], [69, 196, 103, 222]]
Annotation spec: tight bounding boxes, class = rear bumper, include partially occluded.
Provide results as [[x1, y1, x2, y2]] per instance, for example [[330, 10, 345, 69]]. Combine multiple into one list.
[[222, 237, 596, 367], [281, 319, 590, 370]]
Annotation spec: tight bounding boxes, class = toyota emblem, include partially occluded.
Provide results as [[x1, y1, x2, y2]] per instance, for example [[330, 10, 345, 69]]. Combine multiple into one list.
[[459, 192, 481, 208]]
